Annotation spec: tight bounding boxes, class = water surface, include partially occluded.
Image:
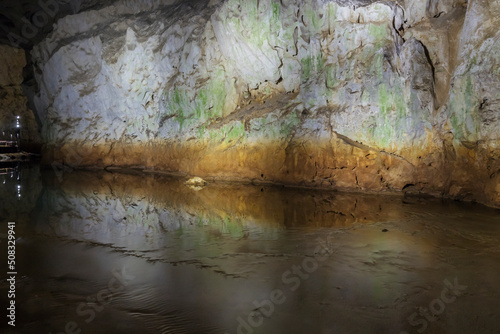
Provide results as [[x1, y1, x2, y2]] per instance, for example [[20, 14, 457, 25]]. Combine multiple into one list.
[[1, 164, 500, 333]]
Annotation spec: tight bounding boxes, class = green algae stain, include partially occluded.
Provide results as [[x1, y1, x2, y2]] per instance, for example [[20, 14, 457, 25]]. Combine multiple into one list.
[[280, 110, 300, 137], [448, 73, 479, 142], [246, 114, 280, 139], [325, 64, 337, 88], [368, 24, 389, 50], [226, 122, 246, 142], [305, 8, 320, 33], [303, 2, 329, 34], [271, 1, 280, 25], [163, 88, 191, 131], [464, 75, 474, 113], [237, 0, 258, 21], [372, 52, 384, 82], [394, 83, 406, 119], [327, 2, 338, 31], [197, 125, 206, 139], [225, 0, 281, 48], [463, 74, 479, 137], [195, 89, 208, 119], [301, 55, 325, 82], [378, 84, 389, 117], [368, 24, 387, 41], [375, 123, 394, 148], [162, 68, 229, 134], [393, 81, 408, 139], [366, 83, 396, 148], [471, 56, 477, 67], [205, 69, 228, 119], [208, 127, 225, 142], [448, 88, 463, 139], [301, 57, 313, 81]]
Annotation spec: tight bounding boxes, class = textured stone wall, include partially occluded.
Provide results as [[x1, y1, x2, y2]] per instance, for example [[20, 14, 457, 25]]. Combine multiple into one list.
[[0, 45, 41, 151], [29, 0, 500, 207]]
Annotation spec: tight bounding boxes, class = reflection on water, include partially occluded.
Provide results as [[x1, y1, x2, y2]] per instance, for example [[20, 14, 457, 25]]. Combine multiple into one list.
[[0, 162, 41, 223], [0, 164, 21, 201], [1, 166, 500, 333]]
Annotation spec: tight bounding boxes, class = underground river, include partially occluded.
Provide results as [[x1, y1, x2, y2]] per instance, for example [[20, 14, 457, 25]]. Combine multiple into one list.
[[1, 163, 500, 334]]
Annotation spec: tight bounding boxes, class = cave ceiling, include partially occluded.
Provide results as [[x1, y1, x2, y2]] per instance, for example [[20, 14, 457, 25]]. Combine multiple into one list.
[[0, 0, 401, 49], [0, 0, 116, 48]]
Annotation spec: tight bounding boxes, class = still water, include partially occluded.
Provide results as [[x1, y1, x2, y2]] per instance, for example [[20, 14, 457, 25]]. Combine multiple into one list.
[[1, 163, 500, 334]]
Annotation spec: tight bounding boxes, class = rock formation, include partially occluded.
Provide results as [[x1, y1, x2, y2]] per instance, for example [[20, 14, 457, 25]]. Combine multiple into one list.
[[0, 45, 41, 151], [20, 0, 500, 207]]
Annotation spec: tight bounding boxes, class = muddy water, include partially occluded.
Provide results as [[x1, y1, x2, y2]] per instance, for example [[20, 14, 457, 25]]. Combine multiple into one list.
[[1, 164, 500, 334]]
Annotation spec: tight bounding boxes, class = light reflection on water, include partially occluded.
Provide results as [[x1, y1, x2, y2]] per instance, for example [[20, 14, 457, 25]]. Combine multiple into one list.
[[1, 165, 500, 334]]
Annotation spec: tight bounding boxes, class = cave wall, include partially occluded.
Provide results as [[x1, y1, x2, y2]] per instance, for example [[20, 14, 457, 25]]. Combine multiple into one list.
[[29, 0, 500, 207], [0, 45, 41, 151]]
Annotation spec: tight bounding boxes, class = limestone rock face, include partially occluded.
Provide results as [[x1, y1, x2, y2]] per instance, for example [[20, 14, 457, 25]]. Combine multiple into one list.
[[442, 0, 500, 205], [0, 45, 41, 151], [29, 0, 500, 207]]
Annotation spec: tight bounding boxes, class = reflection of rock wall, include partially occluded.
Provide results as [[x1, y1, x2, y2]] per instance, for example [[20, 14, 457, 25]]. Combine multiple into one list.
[[30, 0, 500, 207], [34, 170, 410, 251], [0, 45, 41, 152]]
